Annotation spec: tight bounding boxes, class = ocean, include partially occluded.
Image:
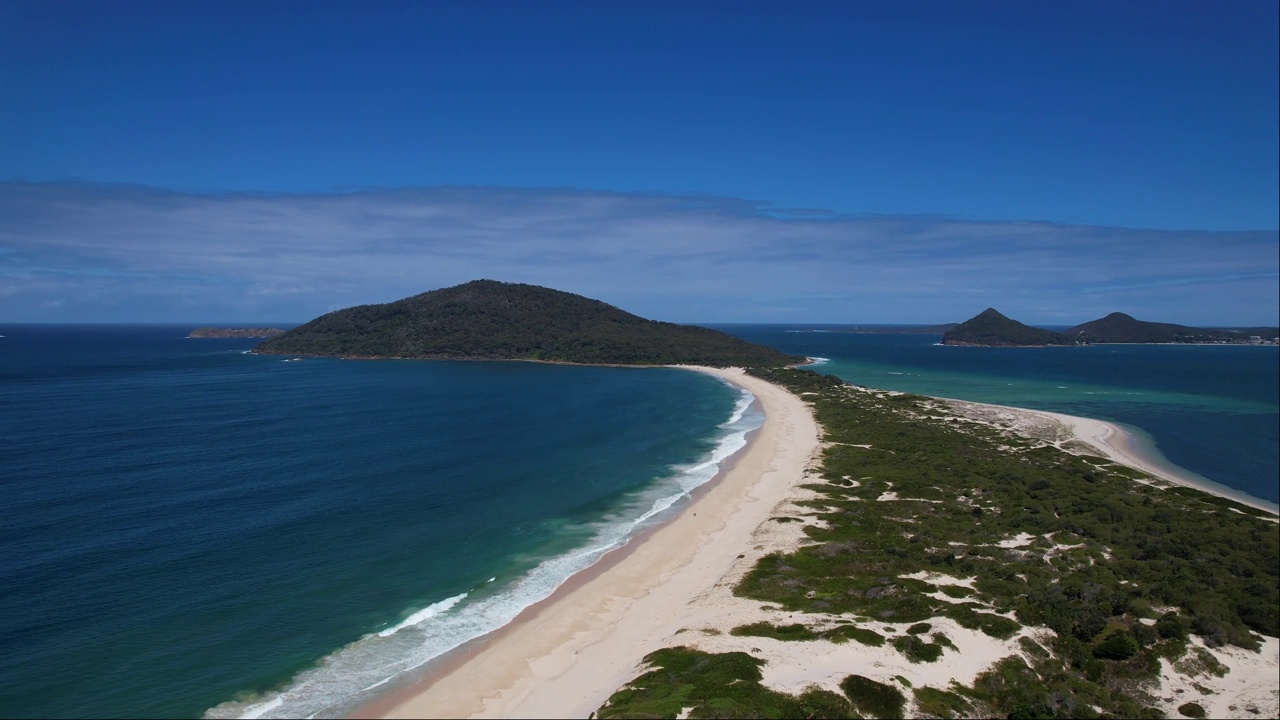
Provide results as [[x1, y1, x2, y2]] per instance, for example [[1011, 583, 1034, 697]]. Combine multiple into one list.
[[1, 323, 1275, 718], [713, 325, 1279, 506], [0, 325, 757, 719]]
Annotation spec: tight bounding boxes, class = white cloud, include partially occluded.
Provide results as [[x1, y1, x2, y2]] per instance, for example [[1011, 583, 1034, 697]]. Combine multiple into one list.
[[0, 182, 1276, 325]]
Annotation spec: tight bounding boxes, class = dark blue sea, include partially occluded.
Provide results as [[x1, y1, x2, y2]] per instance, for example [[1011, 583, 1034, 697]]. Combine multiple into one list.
[[1, 324, 1275, 719], [0, 325, 757, 719]]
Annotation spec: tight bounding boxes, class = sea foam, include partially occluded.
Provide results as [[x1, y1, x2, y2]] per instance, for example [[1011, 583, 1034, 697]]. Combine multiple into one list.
[[204, 383, 761, 720]]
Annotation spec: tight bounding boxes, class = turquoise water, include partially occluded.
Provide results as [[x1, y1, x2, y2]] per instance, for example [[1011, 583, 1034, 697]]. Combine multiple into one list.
[[0, 325, 758, 718], [3, 323, 1274, 719], [716, 326, 1279, 506]]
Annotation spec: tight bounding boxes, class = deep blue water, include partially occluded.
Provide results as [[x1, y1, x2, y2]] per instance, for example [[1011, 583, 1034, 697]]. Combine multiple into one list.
[[2, 323, 1275, 719], [0, 325, 755, 718], [714, 325, 1279, 505]]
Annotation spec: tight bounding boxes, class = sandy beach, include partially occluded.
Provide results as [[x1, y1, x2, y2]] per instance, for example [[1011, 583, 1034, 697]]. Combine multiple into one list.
[[371, 366, 819, 718], [938, 397, 1280, 515], [369, 368, 1277, 720]]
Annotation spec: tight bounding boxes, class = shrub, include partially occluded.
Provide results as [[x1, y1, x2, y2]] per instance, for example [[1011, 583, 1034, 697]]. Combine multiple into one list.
[[596, 647, 857, 719], [823, 625, 886, 647], [840, 674, 906, 719], [1094, 632, 1140, 660], [1156, 611, 1189, 640], [894, 634, 944, 663], [730, 622, 819, 642], [914, 686, 972, 719], [1177, 701, 1207, 718]]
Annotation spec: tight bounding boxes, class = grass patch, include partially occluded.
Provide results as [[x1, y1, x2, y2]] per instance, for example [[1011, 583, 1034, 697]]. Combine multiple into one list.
[[938, 584, 972, 599], [730, 622, 819, 642], [595, 647, 857, 719], [822, 625, 886, 647], [1174, 647, 1230, 678], [1018, 636, 1050, 659], [840, 674, 905, 719], [945, 606, 1022, 640], [932, 632, 957, 651], [913, 686, 972, 718], [893, 634, 945, 663], [1177, 701, 1207, 718]]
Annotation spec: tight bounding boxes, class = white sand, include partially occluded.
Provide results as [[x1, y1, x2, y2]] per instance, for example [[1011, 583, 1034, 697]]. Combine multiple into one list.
[[379, 367, 820, 718], [1153, 636, 1280, 718], [374, 369, 1278, 719], [942, 398, 1279, 515]]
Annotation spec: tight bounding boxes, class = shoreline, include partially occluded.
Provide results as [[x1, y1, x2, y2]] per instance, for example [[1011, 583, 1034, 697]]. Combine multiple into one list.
[[355, 365, 1274, 719], [362, 366, 820, 718], [938, 396, 1279, 516]]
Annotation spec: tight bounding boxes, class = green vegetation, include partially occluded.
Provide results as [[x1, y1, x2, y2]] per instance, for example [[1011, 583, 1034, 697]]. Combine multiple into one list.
[[1177, 701, 1207, 718], [1092, 631, 1140, 660], [740, 368, 1276, 645], [893, 634, 945, 663], [188, 327, 284, 338], [730, 622, 818, 642], [731, 621, 894, 648], [596, 367, 1278, 718], [255, 280, 803, 366], [942, 308, 1069, 346], [1067, 312, 1278, 345], [840, 675, 905, 719], [912, 686, 973, 718], [941, 308, 1278, 347], [594, 647, 856, 719], [1174, 647, 1230, 678], [822, 624, 886, 647]]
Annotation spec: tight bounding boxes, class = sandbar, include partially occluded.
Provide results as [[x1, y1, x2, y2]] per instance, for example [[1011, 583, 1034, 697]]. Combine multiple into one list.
[[939, 397, 1279, 515], [366, 368, 1276, 719]]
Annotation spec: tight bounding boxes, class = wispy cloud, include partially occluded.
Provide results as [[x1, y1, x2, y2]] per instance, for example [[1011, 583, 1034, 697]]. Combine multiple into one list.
[[1, 182, 1275, 325]]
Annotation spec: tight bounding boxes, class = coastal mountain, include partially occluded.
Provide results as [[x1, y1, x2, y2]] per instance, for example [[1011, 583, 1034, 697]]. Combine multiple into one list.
[[188, 327, 285, 338], [1065, 312, 1275, 344], [942, 308, 1279, 347], [941, 308, 1068, 347], [255, 280, 804, 367]]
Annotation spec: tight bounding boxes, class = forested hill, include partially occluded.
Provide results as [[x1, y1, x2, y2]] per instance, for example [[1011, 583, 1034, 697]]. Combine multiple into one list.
[[255, 280, 804, 367], [1066, 312, 1278, 344], [941, 308, 1069, 347], [188, 327, 285, 338], [941, 309, 1277, 347]]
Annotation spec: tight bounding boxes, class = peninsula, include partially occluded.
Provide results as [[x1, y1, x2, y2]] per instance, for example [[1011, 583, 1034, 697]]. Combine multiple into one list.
[[187, 327, 286, 338], [375, 367, 1277, 720], [254, 280, 803, 367]]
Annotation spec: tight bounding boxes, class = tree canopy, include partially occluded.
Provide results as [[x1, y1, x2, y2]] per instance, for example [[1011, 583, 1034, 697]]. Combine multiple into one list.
[[255, 280, 804, 367]]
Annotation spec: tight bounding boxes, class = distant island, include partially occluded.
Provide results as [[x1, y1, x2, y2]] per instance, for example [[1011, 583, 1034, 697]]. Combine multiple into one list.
[[825, 323, 960, 335], [255, 280, 805, 367], [943, 309, 1279, 347], [188, 327, 286, 339], [941, 309, 1069, 347]]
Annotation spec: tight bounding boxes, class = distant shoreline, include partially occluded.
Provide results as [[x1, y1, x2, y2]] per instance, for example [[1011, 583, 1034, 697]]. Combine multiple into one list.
[[938, 396, 1279, 516]]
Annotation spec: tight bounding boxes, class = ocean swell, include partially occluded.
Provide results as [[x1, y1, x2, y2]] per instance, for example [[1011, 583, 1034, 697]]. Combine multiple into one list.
[[204, 383, 761, 719]]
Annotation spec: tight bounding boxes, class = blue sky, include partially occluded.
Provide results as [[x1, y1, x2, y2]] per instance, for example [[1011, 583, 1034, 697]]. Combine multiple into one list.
[[1, 1, 1276, 324]]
